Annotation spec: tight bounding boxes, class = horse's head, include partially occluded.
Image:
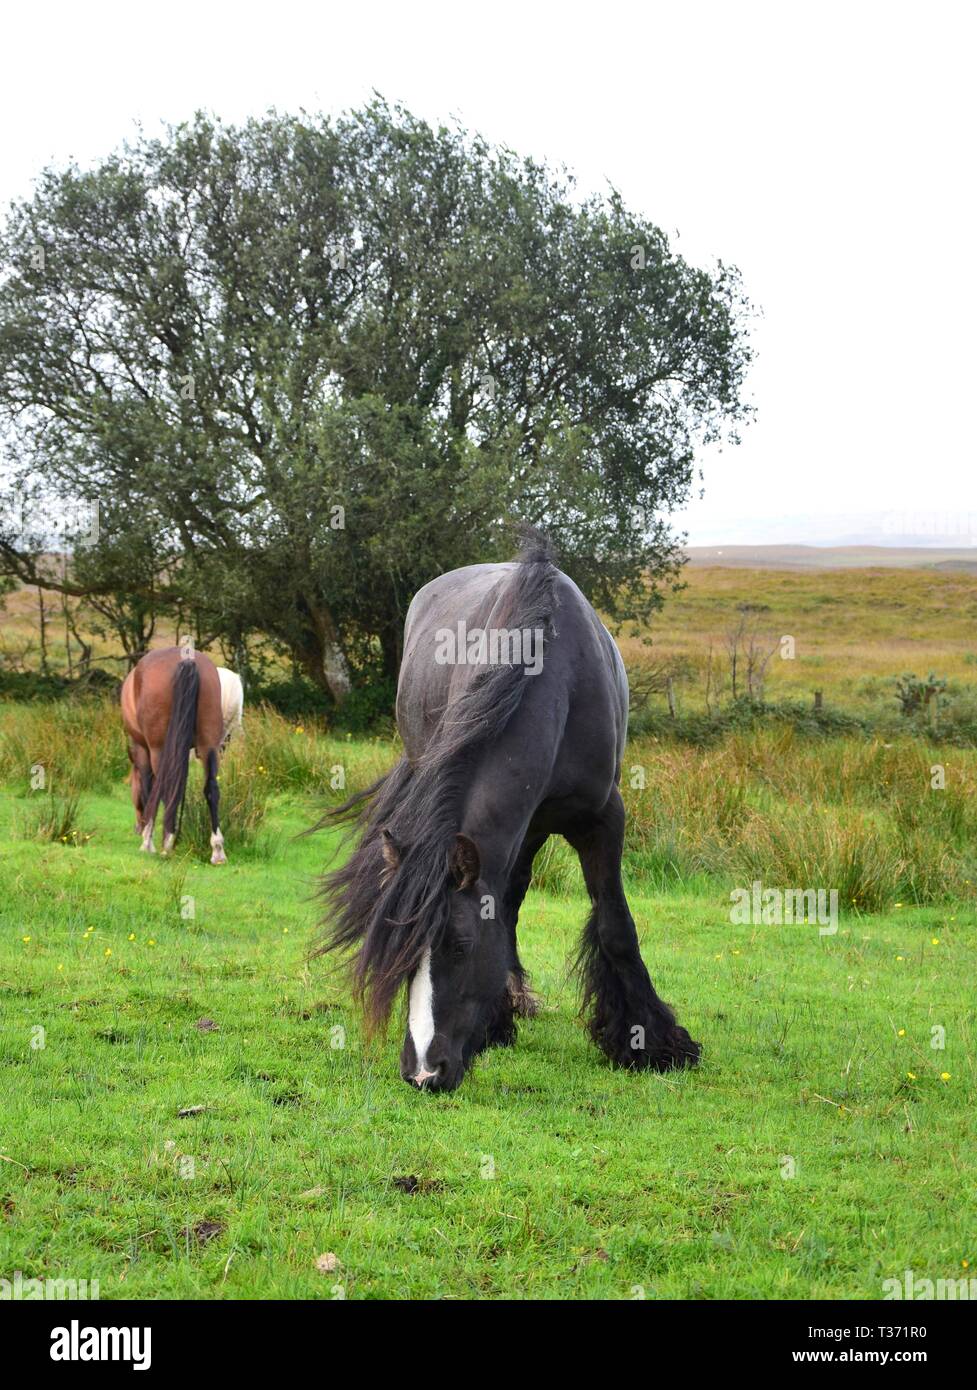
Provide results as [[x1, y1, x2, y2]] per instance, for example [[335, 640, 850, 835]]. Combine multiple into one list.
[[383, 830, 514, 1092]]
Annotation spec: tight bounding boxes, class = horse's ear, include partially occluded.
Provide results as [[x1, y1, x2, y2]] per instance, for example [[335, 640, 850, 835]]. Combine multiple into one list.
[[380, 828, 402, 883], [450, 833, 481, 891]]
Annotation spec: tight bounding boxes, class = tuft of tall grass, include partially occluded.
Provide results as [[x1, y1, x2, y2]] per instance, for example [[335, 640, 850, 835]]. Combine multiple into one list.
[[528, 837, 581, 896], [729, 808, 908, 913], [236, 703, 397, 797], [0, 697, 125, 793], [621, 731, 977, 909], [177, 749, 271, 861], [17, 791, 89, 846]]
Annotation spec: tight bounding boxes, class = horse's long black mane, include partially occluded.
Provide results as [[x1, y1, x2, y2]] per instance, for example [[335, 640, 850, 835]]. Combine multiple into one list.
[[315, 527, 559, 1029]]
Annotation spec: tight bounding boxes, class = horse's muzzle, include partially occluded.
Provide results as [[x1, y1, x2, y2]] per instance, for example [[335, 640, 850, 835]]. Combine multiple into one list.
[[400, 1056, 464, 1092]]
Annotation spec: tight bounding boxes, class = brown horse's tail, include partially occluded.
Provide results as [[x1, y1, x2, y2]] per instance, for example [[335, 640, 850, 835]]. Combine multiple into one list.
[[143, 655, 199, 837]]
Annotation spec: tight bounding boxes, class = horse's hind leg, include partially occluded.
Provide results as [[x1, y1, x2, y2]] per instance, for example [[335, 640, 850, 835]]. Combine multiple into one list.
[[203, 748, 226, 865], [140, 747, 161, 854], [128, 742, 152, 835], [566, 788, 700, 1072], [502, 831, 548, 1018], [161, 778, 179, 855]]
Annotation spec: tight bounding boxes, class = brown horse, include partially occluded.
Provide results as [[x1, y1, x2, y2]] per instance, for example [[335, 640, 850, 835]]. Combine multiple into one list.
[[120, 646, 227, 864]]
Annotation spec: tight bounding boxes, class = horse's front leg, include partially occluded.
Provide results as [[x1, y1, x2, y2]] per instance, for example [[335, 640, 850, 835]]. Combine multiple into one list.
[[501, 830, 548, 1019], [567, 789, 700, 1072]]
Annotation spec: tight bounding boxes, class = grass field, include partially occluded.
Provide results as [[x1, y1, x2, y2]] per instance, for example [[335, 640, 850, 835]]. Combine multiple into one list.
[[1, 564, 976, 1300], [620, 565, 977, 714], [6, 562, 977, 717], [1, 730, 974, 1299]]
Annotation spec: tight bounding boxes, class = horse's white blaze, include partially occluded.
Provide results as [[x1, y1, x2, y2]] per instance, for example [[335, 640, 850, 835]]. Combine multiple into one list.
[[408, 948, 435, 1073]]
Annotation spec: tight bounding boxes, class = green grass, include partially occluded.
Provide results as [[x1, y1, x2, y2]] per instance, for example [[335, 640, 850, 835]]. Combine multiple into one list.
[[5, 697, 977, 910], [3, 564, 975, 1299], [1, 781, 974, 1300]]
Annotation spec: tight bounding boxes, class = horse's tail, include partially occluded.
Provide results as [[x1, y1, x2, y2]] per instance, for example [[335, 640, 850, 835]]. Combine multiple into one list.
[[143, 654, 200, 836]]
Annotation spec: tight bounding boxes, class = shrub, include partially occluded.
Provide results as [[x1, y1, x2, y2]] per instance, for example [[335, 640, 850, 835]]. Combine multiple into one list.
[[248, 673, 332, 719]]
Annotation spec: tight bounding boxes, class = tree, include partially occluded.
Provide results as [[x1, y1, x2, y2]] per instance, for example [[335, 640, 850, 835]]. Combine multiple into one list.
[[724, 604, 777, 702], [0, 100, 754, 702]]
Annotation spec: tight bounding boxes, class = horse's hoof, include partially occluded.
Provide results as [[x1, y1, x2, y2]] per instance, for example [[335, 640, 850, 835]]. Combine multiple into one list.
[[635, 1027, 701, 1072], [662, 1027, 701, 1069], [596, 1021, 701, 1072], [507, 973, 541, 1018], [210, 850, 227, 865]]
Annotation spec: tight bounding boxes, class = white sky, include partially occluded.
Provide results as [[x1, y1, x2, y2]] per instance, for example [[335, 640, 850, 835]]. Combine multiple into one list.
[[3, 0, 974, 544]]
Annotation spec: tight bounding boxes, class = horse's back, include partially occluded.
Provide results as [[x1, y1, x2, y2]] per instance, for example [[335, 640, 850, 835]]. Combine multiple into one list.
[[398, 560, 628, 786], [402, 563, 517, 650]]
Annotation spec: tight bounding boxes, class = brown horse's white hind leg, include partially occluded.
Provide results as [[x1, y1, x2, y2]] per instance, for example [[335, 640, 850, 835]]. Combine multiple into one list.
[[139, 746, 162, 853], [203, 748, 226, 865]]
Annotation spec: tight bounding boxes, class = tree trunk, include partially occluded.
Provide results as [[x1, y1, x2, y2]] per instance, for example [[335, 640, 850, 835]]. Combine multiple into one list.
[[290, 616, 349, 707], [37, 587, 49, 674], [287, 592, 351, 706], [294, 642, 351, 706]]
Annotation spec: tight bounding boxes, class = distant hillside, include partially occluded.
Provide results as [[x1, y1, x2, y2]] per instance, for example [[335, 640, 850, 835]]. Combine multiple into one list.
[[616, 563, 977, 715], [684, 545, 977, 571]]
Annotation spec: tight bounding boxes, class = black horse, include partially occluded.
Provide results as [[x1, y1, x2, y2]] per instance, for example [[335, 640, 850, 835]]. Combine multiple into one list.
[[318, 530, 700, 1091]]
